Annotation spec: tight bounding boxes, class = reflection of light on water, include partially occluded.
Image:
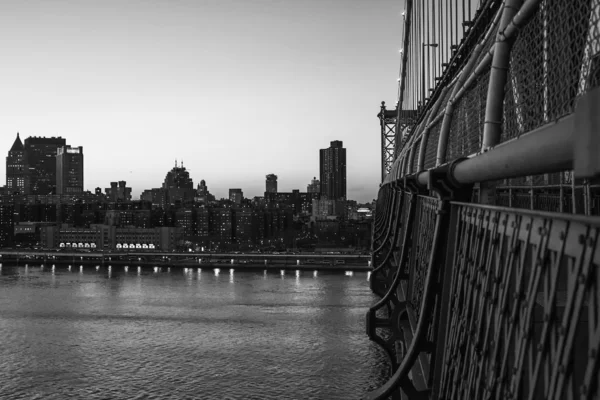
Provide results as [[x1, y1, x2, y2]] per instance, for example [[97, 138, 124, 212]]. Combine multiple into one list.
[[280, 270, 285, 277], [214, 268, 220, 276], [313, 270, 318, 278], [79, 265, 83, 273], [367, 271, 371, 280], [68, 265, 71, 272], [229, 268, 234, 283], [124, 266, 129, 273], [197, 268, 201, 280], [108, 266, 112, 278], [52, 265, 55, 275], [345, 271, 353, 277], [295, 270, 300, 286], [96, 266, 100, 271], [263, 270, 267, 279], [168, 267, 171, 273], [157, 267, 162, 273], [137, 266, 141, 275]]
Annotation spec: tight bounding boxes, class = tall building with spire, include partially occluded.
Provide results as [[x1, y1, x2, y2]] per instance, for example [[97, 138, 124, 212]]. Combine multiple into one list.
[[319, 140, 346, 200], [6, 133, 28, 194]]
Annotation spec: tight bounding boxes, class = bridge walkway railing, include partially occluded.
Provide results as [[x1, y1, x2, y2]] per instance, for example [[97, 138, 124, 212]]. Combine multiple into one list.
[[366, 0, 600, 398]]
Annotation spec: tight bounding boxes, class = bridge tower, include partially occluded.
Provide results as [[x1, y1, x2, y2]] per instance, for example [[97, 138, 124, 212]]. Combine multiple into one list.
[[377, 101, 397, 182]]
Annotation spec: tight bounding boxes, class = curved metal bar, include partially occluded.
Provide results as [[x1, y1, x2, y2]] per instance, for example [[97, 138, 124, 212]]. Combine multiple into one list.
[[373, 189, 392, 242], [365, 197, 449, 400], [373, 191, 397, 247], [368, 192, 415, 312], [373, 190, 400, 254], [371, 191, 405, 276]]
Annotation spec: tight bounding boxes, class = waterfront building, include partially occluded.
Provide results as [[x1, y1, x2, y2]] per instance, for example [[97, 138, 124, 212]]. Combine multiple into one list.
[[6, 133, 28, 195], [0, 202, 14, 247], [210, 208, 233, 242], [175, 208, 195, 236], [319, 140, 346, 200], [56, 145, 84, 194], [23, 136, 66, 195], [39, 224, 182, 251], [265, 174, 277, 193]]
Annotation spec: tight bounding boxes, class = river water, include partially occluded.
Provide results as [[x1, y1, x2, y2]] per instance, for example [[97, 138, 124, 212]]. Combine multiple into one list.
[[0, 263, 387, 399]]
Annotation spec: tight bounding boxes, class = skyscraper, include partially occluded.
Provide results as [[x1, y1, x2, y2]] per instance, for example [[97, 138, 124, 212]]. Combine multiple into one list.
[[6, 133, 28, 194], [162, 161, 194, 206], [24, 136, 66, 195], [319, 140, 346, 200], [265, 174, 278, 193], [56, 145, 84, 194]]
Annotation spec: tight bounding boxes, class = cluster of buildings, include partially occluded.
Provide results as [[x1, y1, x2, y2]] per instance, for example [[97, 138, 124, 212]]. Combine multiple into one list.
[[1, 135, 373, 252]]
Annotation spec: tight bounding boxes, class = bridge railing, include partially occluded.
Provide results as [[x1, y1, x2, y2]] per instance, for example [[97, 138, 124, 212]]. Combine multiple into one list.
[[368, 0, 600, 398]]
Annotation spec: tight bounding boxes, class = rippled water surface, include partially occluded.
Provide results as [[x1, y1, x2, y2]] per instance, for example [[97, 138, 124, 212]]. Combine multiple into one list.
[[0, 263, 387, 399]]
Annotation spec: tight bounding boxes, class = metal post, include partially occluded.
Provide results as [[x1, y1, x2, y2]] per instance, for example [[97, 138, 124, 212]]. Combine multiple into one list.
[[481, 0, 523, 150]]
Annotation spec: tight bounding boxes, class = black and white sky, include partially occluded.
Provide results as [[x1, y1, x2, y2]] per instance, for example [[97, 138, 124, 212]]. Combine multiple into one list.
[[0, 0, 405, 202]]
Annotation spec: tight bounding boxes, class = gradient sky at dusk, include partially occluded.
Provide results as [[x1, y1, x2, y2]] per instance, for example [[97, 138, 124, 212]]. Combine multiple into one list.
[[1, 0, 404, 202]]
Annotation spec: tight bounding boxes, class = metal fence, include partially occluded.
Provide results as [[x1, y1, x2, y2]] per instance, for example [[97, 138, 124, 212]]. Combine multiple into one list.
[[368, 0, 600, 398]]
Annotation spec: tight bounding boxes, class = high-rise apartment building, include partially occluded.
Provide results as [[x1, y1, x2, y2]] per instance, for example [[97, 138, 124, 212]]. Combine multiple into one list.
[[6, 133, 28, 195], [319, 140, 346, 200], [56, 145, 84, 194], [307, 177, 320, 193], [265, 174, 278, 193], [229, 188, 243, 205], [24, 136, 66, 195]]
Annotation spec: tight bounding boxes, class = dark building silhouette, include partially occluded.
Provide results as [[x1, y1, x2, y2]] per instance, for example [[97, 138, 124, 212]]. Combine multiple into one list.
[[56, 145, 84, 194], [162, 161, 194, 206], [265, 174, 277, 193], [6, 133, 28, 194], [23, 136, 66, 195], [105, 181, 132, 202], [319, 140, 346, 200]]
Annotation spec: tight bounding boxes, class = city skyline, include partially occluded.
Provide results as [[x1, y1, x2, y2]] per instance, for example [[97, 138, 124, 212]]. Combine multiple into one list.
[[0, 0, 403, 203]]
